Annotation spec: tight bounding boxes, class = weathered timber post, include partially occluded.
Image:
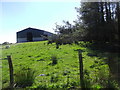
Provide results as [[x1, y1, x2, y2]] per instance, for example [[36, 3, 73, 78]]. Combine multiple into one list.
[[78, 49, 85, 89], [7, 56, 14, 88]]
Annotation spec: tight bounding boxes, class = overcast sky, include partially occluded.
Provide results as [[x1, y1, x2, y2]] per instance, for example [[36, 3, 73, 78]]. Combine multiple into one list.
[[0, 1, 80, 43]]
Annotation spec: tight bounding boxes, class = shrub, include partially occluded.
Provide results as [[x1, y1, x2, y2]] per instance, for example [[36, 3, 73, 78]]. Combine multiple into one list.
[[14, 67, 35, 88], [51, 55, 58, 65], [2, 42, 10, 45]]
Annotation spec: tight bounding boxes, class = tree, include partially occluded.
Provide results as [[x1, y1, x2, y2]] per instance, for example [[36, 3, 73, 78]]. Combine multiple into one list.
[[53, 21, 80, 44], [76, 2, 120, 44], [116, 2, 120, 43], [53, 2, 120, 46]]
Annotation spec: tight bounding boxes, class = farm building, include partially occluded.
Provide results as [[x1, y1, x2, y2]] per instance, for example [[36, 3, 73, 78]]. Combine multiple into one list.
[[17, 27, 53, 43]]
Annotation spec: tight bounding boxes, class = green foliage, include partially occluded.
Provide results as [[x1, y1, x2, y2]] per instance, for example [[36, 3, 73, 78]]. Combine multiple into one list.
[[50, 74, 59, 83], [76, 2, 120, 44], [1, 41, 119, 89], [14, 66, 35, 88], [50, 55, 58, 65], [107, 80, 120, 89]]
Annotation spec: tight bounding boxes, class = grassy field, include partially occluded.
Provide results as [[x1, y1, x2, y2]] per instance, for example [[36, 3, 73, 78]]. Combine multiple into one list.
[[1, 41, 119, 89]]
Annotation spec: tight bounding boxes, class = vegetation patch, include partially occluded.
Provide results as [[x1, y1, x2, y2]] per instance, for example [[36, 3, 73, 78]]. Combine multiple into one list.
[[1, 41, 120, 89]]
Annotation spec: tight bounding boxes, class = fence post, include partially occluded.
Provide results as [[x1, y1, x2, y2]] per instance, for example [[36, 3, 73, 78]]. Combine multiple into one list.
[[78, 49, 85, 89], [7, 55, 14, 88]]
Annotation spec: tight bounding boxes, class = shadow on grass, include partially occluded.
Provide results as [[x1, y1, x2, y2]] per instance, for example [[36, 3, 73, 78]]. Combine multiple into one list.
[[81, 41, 120, 89]]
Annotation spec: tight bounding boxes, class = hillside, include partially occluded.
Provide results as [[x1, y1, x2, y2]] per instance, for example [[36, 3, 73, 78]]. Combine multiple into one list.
[[1, 41, 119, 89]]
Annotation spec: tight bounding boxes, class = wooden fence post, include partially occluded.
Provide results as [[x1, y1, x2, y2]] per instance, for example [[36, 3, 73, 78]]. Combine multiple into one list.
[[7, 56, 14, 88], [78, 49, 85, 89]]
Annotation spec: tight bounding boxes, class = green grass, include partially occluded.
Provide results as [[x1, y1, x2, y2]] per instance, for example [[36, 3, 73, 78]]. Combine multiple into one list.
[[14, 66, 35, 88], [1, 41, 119, 89]]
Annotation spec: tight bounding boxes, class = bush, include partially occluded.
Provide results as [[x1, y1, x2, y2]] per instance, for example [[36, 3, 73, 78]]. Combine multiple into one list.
[[2, 42, 10, 45], [51, 55, 58, 65], [14, 67, 35, 88]]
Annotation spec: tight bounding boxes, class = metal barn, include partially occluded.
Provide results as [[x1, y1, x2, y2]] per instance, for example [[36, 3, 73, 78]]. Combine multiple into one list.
[[17, 27, 53, 43]]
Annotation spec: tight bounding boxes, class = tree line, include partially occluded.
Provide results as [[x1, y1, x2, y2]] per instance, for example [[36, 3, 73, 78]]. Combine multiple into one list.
[[52, 2, 120, 49]]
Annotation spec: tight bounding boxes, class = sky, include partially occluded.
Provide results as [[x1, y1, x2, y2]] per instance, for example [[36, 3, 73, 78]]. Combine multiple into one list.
[[0, 1, 80, 43]]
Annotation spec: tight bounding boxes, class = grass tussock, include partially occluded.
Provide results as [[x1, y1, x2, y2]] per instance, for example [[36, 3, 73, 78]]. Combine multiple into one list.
[[14, 66, 35, 88]]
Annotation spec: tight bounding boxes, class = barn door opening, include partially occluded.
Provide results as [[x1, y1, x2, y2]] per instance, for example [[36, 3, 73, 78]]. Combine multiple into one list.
[[27, 32, 33, 42]]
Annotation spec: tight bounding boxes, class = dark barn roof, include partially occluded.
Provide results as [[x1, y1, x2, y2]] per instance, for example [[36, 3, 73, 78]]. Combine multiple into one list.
[[17, 27, 45, 38]]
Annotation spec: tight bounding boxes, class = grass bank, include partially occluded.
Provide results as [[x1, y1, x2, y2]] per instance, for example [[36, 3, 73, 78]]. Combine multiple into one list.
[[1, 41, 119, 89]]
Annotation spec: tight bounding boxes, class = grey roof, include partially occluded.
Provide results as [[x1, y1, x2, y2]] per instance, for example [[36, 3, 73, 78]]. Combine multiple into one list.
[[17, 27, 52, 38]]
